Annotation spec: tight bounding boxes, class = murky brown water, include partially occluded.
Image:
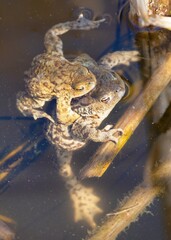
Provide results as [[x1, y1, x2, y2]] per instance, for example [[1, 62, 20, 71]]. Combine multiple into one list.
[[0, 0, 170, 239]]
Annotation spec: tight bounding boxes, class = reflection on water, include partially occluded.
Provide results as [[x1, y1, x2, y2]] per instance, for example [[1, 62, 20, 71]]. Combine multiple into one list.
[[0, 0, 170, 239]]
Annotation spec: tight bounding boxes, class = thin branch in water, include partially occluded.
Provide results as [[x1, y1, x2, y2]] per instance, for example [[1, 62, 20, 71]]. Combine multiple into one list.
[[85, 144, 171, 240], [0, 135, 46, 184], [80, 53, 171, 179]]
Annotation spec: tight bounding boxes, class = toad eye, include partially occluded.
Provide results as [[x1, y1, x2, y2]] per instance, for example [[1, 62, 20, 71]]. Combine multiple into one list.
[[74, 84, 85, 91], [100, 96, 111, 103]]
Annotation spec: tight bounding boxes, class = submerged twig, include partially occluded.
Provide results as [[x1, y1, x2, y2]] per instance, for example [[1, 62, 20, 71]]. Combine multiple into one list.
[[80, 53, 171, 179], [0, 220, 15, 240], [86, 186, 160, 240], [85, 142, 171, 240], [0, 134, 46, 239], [0, 134, 47, 183]]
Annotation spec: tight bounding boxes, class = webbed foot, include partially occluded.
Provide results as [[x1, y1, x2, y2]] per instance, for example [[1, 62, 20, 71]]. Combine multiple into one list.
[[68, 182, 103, 228], [103, 125, 123, 143]]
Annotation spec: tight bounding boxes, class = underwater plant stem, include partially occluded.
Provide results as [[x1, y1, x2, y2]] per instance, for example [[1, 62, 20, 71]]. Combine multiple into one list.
[[80, 53, 171, 179], [86, 185, 160, 240], [86, 154, 171, 240], [0, 135, 45, 182]]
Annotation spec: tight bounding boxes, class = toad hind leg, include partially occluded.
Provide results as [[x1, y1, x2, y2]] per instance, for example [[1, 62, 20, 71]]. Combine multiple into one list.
[[98, 50, 140, 69], [16, 91, 55, 123], [44, 14, 105, 55], [56, 148, 102, 228]]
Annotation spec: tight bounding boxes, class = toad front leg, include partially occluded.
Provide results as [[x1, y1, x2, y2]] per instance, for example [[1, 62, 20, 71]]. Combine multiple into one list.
[[56, 95, 80, 126], [71, 119, 123, 144], [54, 67, 97, 125]]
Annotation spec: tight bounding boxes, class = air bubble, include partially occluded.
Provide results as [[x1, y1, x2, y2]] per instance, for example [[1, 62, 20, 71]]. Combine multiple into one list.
[[72, 7, 94, 20], [101, 13, 113, 25]]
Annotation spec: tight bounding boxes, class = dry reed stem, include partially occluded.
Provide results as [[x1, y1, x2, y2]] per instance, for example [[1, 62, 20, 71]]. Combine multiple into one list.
[[0, 137, 45, 239], [0, 220, 15, 240], [85, 152, 171, 240], [0, 142, 27, 167], [80, 53, 171, 179], [0, 136, 44, 182]]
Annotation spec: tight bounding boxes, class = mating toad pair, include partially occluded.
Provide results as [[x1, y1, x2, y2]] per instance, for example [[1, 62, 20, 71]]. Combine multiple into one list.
[[16, 14, 139, 227]]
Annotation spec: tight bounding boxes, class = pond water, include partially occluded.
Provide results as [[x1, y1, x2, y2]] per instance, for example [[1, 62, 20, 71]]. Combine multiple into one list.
[[0, 0, 170, 239]]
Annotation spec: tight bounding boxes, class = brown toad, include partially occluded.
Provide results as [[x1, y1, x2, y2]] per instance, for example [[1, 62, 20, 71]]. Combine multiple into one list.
[[46, 67, 125, 227], [46, 51, 140, 227], [16, 14, 106, 125], [47, 54, 127, 150]]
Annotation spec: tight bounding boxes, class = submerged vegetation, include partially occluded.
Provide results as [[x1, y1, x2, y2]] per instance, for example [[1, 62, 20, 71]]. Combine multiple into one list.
[[0, 0, 171, 239]]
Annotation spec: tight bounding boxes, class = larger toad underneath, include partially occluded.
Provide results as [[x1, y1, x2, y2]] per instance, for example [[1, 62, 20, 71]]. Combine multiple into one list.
[[46, 52, 138, 227], [46, 65, 125, 228]]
